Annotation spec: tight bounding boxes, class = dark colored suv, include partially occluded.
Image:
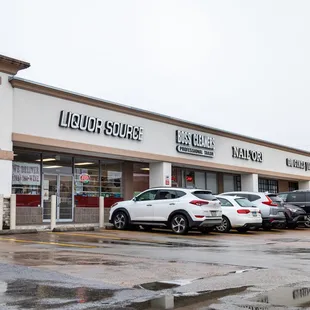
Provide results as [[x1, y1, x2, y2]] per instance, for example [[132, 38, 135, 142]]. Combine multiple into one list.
[[278, 191, 310, 228], [269, 193, 306, 229]]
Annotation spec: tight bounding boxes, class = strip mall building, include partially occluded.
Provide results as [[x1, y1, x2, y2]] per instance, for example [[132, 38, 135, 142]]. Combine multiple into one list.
[[1, 54, 310, 225]]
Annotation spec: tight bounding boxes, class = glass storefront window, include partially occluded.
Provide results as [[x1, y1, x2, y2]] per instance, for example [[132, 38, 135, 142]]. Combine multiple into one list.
[[171, 167, 182, 187], [172, 167, 219, 194], [133, 163, 149, 195], [289, 182, 298, 191], [12, 149, 41, 207], [74, 158, 100, 208], [206, 172, 217, 194], [42, 153, 73, 174], [101, 160, 122, 198], [42, 154, 73, 220], [258, 178, 278, 193], [223, 174, 241, 192]]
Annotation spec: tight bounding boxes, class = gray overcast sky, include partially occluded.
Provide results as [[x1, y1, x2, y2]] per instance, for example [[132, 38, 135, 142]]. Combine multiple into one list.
[[1, 0, 309, 150]]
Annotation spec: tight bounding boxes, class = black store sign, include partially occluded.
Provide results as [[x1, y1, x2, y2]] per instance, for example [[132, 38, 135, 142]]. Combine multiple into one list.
[[232, 146, 263, 162], [286, 158, 310, 171], [176, 130, 215, 158], [59, 110, 143, 141]]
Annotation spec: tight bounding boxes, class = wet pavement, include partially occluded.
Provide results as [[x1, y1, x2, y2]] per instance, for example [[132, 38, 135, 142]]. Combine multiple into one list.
[[1, 228, 310, 309]]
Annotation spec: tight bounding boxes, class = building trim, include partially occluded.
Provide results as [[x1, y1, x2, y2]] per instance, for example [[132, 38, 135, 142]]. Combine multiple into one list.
[[9, 77, 310, 157], [12, 133, 310, 181], [0, 150, 14, 161], [0, 55, 30, 75]]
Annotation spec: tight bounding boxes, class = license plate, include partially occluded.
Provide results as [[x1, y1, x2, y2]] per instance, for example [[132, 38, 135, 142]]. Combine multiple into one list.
[[278, 212, 285, 216], [252, 212, 257, 217], [211, 211, 217, 216]]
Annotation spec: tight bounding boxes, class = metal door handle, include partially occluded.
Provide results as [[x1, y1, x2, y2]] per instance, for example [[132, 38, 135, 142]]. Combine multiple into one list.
[[147, 204, 152, 206], [169, 203, 175, 205]]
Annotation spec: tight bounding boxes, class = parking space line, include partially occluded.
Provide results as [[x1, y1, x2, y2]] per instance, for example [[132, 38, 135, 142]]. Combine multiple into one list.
[[0, 237, 97, 248]]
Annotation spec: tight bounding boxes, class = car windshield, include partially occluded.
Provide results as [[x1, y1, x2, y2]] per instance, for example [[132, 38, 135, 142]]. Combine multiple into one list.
[[235, 198, 254, 207], [192, 190, 216, 201]]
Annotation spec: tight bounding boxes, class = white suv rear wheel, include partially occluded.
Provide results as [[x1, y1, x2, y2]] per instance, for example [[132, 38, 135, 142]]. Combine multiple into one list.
[[171, 214, 188, 235]]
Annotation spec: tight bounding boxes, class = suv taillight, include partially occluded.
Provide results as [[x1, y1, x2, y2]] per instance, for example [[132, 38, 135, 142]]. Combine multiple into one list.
[[190, 200, 209, 206], [262, 196, 278, 207], [237, 209, 250, 214]]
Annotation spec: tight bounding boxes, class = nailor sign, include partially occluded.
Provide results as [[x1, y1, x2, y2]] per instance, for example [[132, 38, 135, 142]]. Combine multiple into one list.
[[232, 146, 263, 162], [176, 130, 215, 158], [59, 110, 144, 141]]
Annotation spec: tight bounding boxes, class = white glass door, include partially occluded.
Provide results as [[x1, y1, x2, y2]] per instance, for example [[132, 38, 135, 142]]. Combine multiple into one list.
[[43, 174, 73, 222]]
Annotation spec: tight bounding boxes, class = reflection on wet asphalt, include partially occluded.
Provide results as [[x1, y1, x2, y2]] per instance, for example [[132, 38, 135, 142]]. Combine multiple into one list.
[[1, 279, 114, 309], [2, 229, 310, 309]]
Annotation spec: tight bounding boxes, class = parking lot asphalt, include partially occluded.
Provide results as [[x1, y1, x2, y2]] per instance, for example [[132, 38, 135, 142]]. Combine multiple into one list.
[[1, 228, 310, 309]]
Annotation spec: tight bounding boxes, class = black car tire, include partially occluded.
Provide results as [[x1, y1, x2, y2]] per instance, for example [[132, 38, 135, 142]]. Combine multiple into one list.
[[113, 211, 129, 230], [304, 215, 310, 228], [198, 227, 214, 234], [236, 227, 248, 233], [170, 214, 189, 235], [287, 223, 297, 229], [263, 225, 272, 231], [215, 216, 231, 233], [142, 225, 153, 232]]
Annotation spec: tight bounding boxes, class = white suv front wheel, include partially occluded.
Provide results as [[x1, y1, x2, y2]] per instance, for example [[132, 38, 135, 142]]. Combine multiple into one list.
[[170, 214, 189, 235], [113, 211, 129, 230]]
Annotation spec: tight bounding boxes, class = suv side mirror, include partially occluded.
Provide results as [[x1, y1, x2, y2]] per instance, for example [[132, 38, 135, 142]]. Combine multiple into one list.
[[133, 197, 137, 202]]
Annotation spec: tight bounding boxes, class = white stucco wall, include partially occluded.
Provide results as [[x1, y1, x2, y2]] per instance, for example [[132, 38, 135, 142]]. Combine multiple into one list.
[[0, 73, 13, 151], [12, 88, 310, 180], [0, 73, 14, 196]]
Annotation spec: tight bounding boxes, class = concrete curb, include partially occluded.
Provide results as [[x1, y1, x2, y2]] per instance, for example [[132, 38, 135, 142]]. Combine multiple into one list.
[[0, 229, 38, 235], [52, 226, 96, 232]]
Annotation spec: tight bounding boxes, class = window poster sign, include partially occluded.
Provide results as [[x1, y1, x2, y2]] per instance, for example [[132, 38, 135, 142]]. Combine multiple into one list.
[[12, 162, 41, 186]]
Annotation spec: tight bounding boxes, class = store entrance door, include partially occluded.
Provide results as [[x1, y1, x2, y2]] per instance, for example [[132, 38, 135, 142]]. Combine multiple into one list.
[[43, 174, 73, 222]]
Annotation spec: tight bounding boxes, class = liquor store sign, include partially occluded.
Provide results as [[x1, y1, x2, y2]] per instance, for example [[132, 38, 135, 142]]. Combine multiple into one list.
[[59, 110, 144, 141], [175, 130, 215, 158]]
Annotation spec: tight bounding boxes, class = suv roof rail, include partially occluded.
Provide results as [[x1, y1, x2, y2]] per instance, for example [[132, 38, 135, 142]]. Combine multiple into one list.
[[293, 189, 310, 192]]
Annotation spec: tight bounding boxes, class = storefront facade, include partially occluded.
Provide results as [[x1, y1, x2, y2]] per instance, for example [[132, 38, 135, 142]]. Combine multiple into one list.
[[1, 54, 310, 225]]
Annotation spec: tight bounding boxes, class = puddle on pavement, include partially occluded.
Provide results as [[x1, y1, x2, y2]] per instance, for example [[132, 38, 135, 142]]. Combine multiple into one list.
[[6, 251, 127, 266], [253, 286, 310, 308], [127, 286, 250, 309], [134, 281, 180, 291], [0, 279, 114, 308]]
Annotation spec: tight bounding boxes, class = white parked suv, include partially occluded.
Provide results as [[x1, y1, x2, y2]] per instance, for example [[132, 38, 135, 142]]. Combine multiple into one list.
[[215, 195, 262, 233], [219, 191, 286, 230], [109, 187, 222, 234]]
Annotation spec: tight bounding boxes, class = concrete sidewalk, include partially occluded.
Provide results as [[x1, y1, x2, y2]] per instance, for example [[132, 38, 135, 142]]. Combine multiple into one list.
[[0, 222, 114, 235]]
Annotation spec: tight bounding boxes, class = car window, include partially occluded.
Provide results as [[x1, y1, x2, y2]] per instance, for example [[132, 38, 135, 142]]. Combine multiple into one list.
[[235, 198, 254, 207], [156, 190, 178, 200], [287, 192, 306, 203], [278, 193, 288, 202], [135, 190, 158, 201], [306, 192, 310, 201], [228, 193, 249, 200], [192, 190, 216, 201], [176, 190, 186, 198], [248, 194, 260, 202], [218, 198, 233, 207]]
